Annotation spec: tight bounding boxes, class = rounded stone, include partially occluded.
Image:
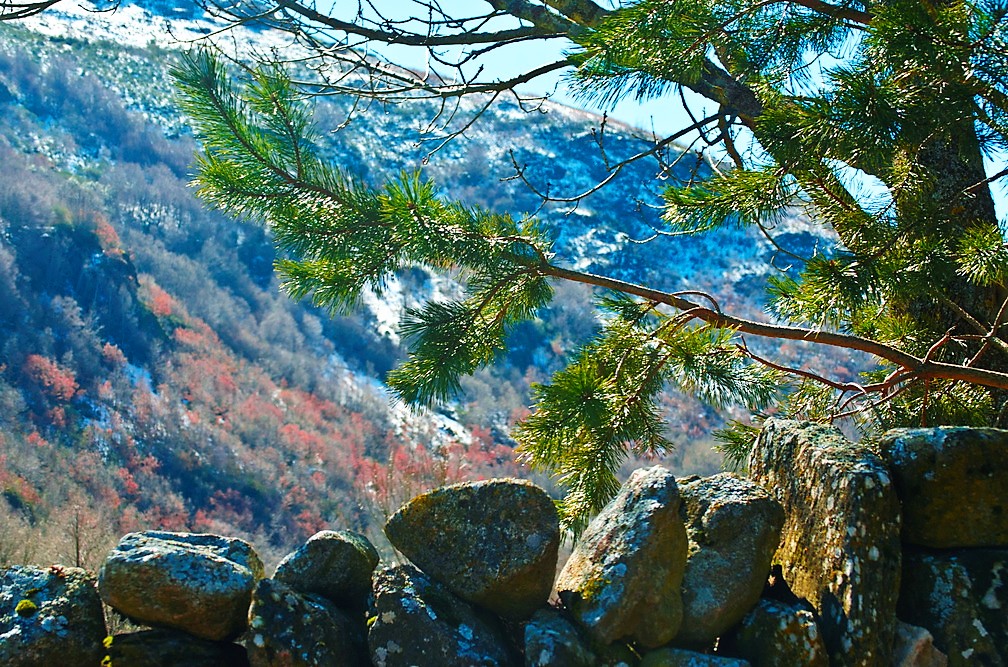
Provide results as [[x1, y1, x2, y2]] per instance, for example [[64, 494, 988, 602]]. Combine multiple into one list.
[[98, 531, 264, 641], [676, 473, 784, 645], [555, 466, 687, 648], [0, 565, 107, 667], [273, 530, 378, 608], [384, 478, 559, 619]]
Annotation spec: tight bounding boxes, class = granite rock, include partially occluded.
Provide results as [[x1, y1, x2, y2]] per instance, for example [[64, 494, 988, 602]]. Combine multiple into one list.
[[368, 564, 514, 667], [0, 565, 106, 667], [247, 578, 368, 667], [384, 478, 558, 619], [273, 530, 378, 608], [676, 473, 784, 646], [749, 419, 901, 666], [880, 427, 1008, 548], [555, 466, 687, 648], [98, 531, 264, 641]]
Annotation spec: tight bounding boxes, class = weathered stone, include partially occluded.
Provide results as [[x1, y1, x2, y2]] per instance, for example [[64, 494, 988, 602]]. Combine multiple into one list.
[[726, 598, 828, 667], [523, 608, 597, 667], [384, 478, 558, 619], [273, 530, 378, 608], [640, 647, 750, 667], [749, 419, 901, 666], [898, 547, 1007, 666], [247, 578, 368, 667], [368, 564, 514, 667], [98, 531, 264, 641], [893, 622, 948, 667], [104, 628, 249, 667], [676, 473, 784, 646], [880, 427, 1008, 548], [0, 565, 106, 667], [555, 466, 687, 648]]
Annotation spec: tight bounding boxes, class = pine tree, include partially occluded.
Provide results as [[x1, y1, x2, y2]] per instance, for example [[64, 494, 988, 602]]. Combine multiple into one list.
[[164, 0, 1008, 531]]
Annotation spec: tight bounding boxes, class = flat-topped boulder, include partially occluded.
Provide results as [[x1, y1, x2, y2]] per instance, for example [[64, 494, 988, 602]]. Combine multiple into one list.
[[0, 565, 106, 667], [384, 478, 559, 619], [555, 466, 688, 648], [98, 531, 264, 641], [880, 427, 1008, 548], [676, 473, 784, 646], [749, 419, 901, 667]]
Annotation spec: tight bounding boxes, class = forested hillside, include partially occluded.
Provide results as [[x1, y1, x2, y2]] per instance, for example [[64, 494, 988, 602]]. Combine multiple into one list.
[[0, 15, 861, 567]]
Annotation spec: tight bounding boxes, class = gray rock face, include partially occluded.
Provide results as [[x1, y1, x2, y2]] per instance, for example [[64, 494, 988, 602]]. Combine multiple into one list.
[[98, 531, 265, 641], [640, 647, 750, 667], [384, 478, 559, 620], [676, 474, 784, 646], [247, 578, 368, 667], [104, 628, 249, 667], [555, 466, 688, 648], [880, 427, 1008, 548], [273, 530, 378, 608], [727, 598, 828, 667], [893, 622, 948, 667], [0, 565, 106, 667], [368, 564, 514, 667], [523, 608, 597, 667], [749, 419, 901, 667], [898, 547, 1007, 666]]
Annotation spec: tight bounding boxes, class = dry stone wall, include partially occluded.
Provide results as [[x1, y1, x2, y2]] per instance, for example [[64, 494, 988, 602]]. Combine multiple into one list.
[[0, 423, 1004, 666]]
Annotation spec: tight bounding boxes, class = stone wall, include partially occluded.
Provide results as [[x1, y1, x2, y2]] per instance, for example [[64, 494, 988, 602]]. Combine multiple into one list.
[[0, 421, 1005, 666]]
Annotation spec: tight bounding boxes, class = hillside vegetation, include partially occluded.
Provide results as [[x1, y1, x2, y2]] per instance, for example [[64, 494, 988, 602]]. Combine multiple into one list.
[[0, 20, 859, 566]]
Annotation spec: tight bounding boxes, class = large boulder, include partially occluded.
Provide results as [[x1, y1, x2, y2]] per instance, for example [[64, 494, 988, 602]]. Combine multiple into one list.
[[0, 565, 106, 667], [880, 427, 1008, 548], [272, 530, 378, 609], [368, 564, 514, 667], [384, 478, 559, 619], [897, 547, 1007, 666], [676, 474, 784, 646], [98, 531, 264, 641], [247, 578, 368, 667], [749, 419, 901, 667], [104, 628, 249, 667], [555, 466, 687, 648], [725, 598, 828, 667]]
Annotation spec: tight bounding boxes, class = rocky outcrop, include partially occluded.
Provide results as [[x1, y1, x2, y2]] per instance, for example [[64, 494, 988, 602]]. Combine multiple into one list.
[[272, 529, 378, 609], [676, 473, 784, 646], [247, 578, 368, 667], [384, 478, 558, 620], [555, 466, 688, 649], [880, 427, 1008, 548], [0, 565, 106, 667], [98, 531, 264, 641], [2, 423, 1006, 667], [749, 419, 902, 666], [368, 564, 513, 667]]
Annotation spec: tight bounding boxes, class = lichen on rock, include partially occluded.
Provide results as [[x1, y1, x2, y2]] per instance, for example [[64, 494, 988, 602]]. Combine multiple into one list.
[[555, 466, 687, 648]]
